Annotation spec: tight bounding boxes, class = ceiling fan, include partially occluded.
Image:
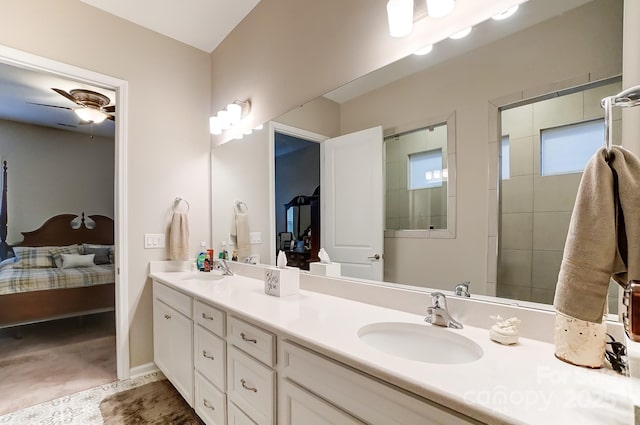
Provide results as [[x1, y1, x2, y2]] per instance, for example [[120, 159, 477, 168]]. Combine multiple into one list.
[[29, 88, 115, 124]]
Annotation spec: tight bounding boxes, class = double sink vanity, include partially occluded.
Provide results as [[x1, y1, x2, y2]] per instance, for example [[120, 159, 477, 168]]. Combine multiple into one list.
[[149, 261, 636, 425]]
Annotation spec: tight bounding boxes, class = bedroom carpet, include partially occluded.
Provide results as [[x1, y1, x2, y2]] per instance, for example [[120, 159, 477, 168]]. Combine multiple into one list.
[[100, 379, 203, 424], [0, 312, 116, 415]]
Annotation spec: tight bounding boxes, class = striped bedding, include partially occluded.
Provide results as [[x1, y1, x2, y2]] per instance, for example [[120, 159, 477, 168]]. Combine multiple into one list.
[[0, 263, 115, 295]]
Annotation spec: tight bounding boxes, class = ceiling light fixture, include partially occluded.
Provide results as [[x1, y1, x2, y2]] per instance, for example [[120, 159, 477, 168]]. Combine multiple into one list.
[[449, 26, 472, 39], [386, 0, 413, 38], [426, 0, 455, 18], [492, 5, 519, 20], [413, 44, 433, 56], [209, 99, 252, 135], [74, 107, 107, 124]]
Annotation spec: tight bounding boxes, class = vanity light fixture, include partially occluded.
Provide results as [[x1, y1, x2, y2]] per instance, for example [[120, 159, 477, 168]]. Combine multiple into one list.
[[449, 26, 472, 39], [413, 44, 433, 56], [426, 0, 455, 18], [492, 5, 519, 20], [74, 107, 107, 124], [209, 99, 252, 135], [386, 0, 413, 38], [254, 124, 264, 131]]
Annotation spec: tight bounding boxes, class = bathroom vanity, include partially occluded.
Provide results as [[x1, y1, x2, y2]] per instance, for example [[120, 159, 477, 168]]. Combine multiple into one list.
[[150, 264, 634, 425]]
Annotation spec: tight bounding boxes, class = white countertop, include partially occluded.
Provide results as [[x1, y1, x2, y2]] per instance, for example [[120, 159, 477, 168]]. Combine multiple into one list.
[[150, 270, 635, 425]]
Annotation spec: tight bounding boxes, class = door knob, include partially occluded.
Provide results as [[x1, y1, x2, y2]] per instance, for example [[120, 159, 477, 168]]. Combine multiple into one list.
[[368, 254, 381, 260]]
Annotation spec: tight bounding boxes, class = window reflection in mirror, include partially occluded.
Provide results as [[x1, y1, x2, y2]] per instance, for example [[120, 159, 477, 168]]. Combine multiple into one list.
[[385, 123, 448, 230], [497, 79, 621, 313]]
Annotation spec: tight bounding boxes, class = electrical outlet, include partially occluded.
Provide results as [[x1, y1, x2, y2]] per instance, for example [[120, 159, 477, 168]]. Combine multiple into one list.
[[144, 233, 165, 248], [249, 232, 261, 244]]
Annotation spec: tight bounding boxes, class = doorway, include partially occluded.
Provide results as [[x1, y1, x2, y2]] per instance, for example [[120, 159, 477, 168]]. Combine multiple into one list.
[[0, 44, 129, 379]]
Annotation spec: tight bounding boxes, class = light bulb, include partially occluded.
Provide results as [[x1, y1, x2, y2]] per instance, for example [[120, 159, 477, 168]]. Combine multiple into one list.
[[386, 0, 413, 38], [209, 116, 222, 135], [74, 107, 107, 124], [217, 110, 231, 130], [492, 5, 518, 20], [426, 0, 454, 18], [226, 102, 242, 124], [413, 44, 433, 56], [449, 26, 471, 39]]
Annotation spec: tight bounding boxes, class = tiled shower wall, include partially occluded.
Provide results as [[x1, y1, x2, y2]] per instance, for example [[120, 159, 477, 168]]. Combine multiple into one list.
[[385, 125, 448, 230], [498, 81, 622, 307]]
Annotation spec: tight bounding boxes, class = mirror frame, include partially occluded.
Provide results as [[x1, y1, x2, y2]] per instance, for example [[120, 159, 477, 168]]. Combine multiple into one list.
[[384, 110, 457, 240]]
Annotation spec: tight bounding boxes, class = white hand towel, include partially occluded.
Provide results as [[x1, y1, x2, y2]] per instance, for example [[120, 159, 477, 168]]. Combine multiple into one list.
[[231, 209, 250, 258], [168, 211, 189, 261]]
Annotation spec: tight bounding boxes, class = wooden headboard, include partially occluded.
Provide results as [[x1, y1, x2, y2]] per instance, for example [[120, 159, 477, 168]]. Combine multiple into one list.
[[14, 213, 114, 247]]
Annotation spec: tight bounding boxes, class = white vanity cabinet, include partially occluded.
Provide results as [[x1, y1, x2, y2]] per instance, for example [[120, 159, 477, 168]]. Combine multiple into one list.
[[278, 341, 481, 425], [152, 281, 194, 406]]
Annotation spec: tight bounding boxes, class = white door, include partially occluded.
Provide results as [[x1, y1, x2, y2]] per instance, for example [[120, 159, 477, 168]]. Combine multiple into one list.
[[321, 126, 384, 280]]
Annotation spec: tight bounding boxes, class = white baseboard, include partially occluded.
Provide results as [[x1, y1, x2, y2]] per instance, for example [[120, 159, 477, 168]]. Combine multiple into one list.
[[128, 362, 160, 379]]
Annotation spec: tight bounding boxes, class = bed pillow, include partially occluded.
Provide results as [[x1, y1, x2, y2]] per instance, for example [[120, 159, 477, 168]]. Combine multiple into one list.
[[82, 247, 111, 265], [82, 244, 114, 263], [49, 245, 81, 268], [13, 246, 58, 268], [60, 253, 95, 269]]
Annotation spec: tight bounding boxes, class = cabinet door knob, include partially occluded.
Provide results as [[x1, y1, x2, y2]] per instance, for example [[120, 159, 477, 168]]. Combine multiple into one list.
[[240, 378, 258, 393], [203, 399, 215, 410], [164, 314, 171, 320], [240, 332, 257, 343], [202, 350, 215, 360], [367, 254, 381, 260], [202, 313, 214, 321]]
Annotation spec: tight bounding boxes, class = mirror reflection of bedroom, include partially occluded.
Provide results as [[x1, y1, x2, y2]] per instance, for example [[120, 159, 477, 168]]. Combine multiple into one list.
[[0, 61, 116, 414]]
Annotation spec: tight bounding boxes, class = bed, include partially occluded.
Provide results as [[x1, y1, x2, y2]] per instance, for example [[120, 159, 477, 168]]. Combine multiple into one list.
[[0, 162, 115, 329]]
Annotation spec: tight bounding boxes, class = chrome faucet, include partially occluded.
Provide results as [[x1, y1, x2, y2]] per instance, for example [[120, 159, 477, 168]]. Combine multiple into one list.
[[425, 292, 463, 329], [214, 259, 234, 276], [454, 281, 471, 297]]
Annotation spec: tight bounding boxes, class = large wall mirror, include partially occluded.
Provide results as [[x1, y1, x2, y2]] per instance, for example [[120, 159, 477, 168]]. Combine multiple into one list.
[[211, 0, 624, 313]]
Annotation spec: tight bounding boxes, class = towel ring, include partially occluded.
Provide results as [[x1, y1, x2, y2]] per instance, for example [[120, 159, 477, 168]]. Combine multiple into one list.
[[234, 200, 248, 214], [174, 197, 190, 212]]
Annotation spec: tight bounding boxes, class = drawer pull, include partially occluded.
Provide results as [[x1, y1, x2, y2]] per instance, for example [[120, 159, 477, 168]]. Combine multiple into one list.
[[240, 332, 257, 343], [203, 399, 215, 410], [240, 378, 258, 393], [201, 312, 215, 321], [164, 314, 171, 320], [202, 350, 215, 360]]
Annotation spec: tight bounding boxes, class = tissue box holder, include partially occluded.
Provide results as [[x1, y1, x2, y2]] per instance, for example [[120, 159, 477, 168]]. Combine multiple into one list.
[[265, 266, 300, 297], [309, 262, 341, 277]]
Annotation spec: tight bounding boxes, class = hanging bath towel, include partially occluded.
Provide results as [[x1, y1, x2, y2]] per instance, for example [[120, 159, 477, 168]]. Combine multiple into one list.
[[230, 203, 250, 258], [169, 211, 190, 261]]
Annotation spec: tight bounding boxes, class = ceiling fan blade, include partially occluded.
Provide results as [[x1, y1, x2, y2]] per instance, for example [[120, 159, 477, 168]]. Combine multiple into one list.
[[52, 88, 83, 106], [103, 105, 115, 113], [27, 102, 72, 110], [107, 115, 115, 121]]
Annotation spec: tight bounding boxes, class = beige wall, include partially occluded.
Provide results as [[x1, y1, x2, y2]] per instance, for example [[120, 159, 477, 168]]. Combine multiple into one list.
[[0, 120, 114, 243], [0, 0, 211, 368]]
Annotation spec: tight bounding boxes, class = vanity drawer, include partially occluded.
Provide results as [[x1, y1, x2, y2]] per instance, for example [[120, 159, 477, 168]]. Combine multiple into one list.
[[194, 325, 226, 391], [228, 401, 258, 425], [195, 371, 227, 425], [153, 281, 192, 317], [227, 316, 276, 366], [195, 299, 226, 337], [279, 340, 481, 425], [227, 345, 275, 425]]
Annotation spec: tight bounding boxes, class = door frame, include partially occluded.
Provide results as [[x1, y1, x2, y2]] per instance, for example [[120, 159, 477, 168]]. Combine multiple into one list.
[[268, 122, 327, 266], [0, 44, 130, 379]]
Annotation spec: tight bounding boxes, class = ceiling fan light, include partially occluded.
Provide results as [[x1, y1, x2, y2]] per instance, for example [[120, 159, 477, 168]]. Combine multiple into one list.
[[426, 0, 455, 18], [209, 116, 222, 135], [387, 0, 413, 38], [226, 102, 242, 124], [74, 107, 107, 124], [492, 5, 519, 20]]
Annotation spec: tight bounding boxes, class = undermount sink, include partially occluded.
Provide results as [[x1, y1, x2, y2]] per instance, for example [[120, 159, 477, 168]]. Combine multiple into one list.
[[181, 272, 226, 282], [358, 322, 483, 364]]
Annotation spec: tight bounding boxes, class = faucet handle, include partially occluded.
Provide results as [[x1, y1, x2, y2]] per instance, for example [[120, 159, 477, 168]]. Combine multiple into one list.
[[430, 292, 448, 309], [455, 281, 471, 297]]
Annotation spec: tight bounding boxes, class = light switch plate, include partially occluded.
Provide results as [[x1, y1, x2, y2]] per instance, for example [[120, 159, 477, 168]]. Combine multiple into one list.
[[144, 233, 165, 248], [249, 232, 261, 244]]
